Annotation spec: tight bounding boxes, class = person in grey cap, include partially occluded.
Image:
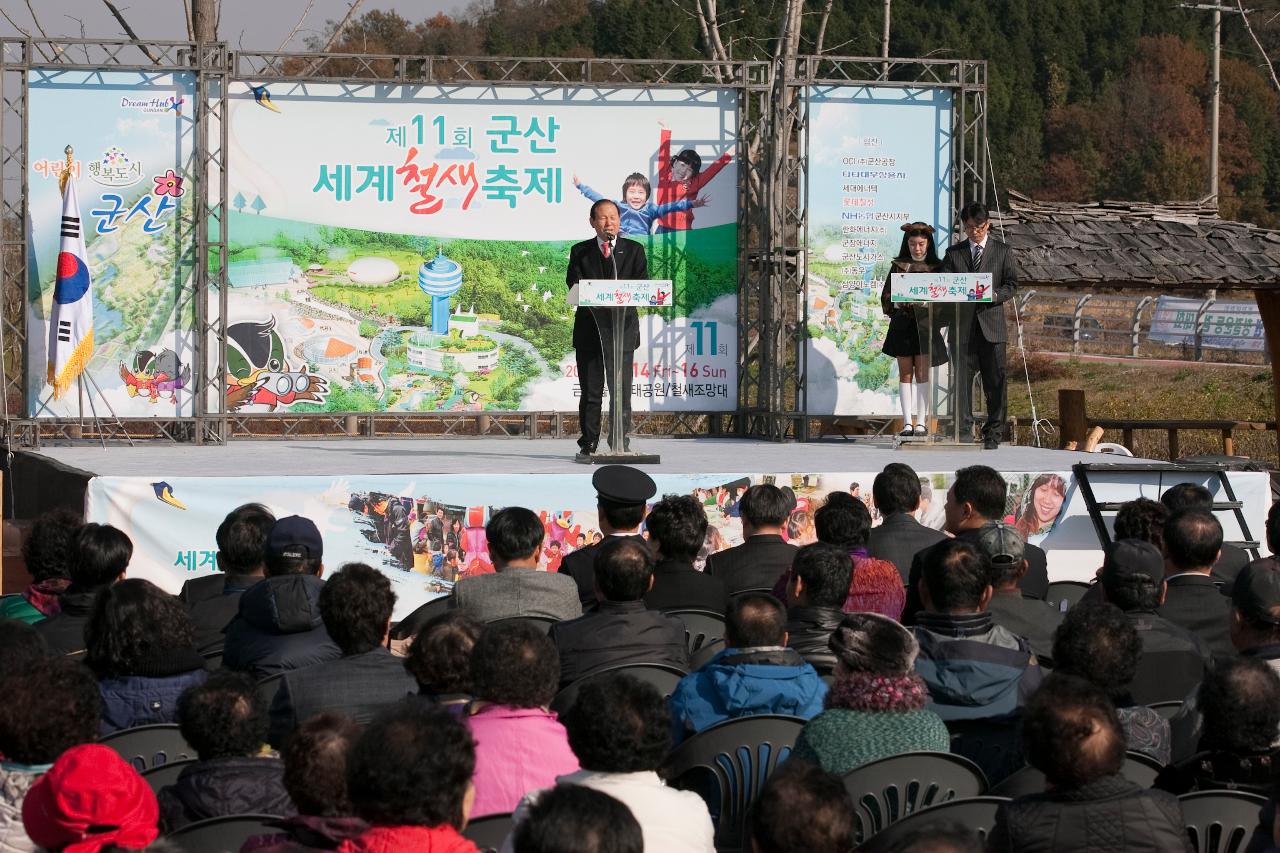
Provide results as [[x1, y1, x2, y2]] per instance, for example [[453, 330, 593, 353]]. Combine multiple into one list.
[[561, 465, 657, 607], [977, 520, 1061, 666], [1098, 538, 1211, 707]]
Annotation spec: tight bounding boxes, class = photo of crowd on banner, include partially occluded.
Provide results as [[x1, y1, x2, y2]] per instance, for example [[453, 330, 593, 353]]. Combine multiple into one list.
[[345, 469, 1069, 588]]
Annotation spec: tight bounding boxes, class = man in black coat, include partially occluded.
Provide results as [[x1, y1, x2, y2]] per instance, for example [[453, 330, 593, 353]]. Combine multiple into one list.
[[550, 537, 689, 687], [180, 503, 275, 655], [566, 198, 648, 459], [903, 465, 1048, 624], [1158, 509, 1234, 660], [642, 494, 726, 614], [866, 463, 946, 584], [562, 465, 656, 607], [939, 202, 1019, 449], [706, 484, 798, 594], [1161, 482, 1254, 589], [784, 542, 851, 674]]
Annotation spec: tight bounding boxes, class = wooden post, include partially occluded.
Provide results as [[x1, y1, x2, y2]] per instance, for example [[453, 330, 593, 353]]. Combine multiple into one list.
[[344, 414, 358, 437], [1255, 289, 1280, 468], [1168, 429, 1180, 460], [1058, 389, 1088, 450], [1222, 427, 1234, 457]]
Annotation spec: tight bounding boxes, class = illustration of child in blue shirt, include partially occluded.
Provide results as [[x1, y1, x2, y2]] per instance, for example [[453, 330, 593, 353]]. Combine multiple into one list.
[[572, 171, 707, 236]]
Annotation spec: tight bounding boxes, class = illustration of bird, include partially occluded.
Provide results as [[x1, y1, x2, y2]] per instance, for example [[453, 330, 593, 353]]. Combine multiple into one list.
[[225, 318, 328, 411], [251, 85, 282, 113], [152, 482, 188, 510]]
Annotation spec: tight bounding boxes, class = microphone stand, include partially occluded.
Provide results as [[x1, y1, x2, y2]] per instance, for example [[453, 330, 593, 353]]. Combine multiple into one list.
[[606, 234, 626, 453]]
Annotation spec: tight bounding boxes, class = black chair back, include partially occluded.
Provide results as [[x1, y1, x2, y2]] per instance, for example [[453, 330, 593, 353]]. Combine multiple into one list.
[[139, 757, 198, 795], [463, 811, 515, 853], [1148, 700, 1184, 720], [660, 714, 805, 852], [99, 723, 195, 772], [488, 615, 557, 634], [841, 751, 988, 844], [947, 715, 1024, 787], [664, 609, 726, 656], [167, 813, 285, 852], [1178, 790, 1267, 853], [389, 595, 451, 641], [990, 750, 1164, 797], [550, 662, 687, 716], [857, 796, 1010, 853], [1045, 580, 1090, 613]]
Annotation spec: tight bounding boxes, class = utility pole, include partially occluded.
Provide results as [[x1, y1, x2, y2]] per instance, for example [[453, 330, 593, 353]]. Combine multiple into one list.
[[1179, 3, 1251, 206]]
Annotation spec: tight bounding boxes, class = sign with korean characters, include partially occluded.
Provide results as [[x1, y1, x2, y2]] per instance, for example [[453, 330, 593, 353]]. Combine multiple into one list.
[[223, 83, 738, 414], [891, 272, 993, 303], [569, 279, 674, 308], [26, 70, 196, 418]]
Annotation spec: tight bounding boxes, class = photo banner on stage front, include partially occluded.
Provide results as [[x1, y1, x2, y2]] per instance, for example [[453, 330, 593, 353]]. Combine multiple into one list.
[[221, 83, 738, 415], [803, 86, 954, 417], [26, 70, 197, 418]]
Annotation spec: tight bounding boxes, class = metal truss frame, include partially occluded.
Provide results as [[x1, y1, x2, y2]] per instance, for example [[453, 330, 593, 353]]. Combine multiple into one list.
[[0, 41, 984, 446]]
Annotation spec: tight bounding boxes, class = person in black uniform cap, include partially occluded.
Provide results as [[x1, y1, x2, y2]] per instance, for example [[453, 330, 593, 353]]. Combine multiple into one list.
[[561, 465, 658, 607]]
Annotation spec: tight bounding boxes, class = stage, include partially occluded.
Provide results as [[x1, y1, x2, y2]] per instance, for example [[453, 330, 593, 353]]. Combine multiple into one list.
[[10, 437, 1272, 620]]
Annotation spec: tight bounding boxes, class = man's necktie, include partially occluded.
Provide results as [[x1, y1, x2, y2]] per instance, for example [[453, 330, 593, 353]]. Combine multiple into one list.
[[972, 243, 983, 269], [602, 242, 611, 259]]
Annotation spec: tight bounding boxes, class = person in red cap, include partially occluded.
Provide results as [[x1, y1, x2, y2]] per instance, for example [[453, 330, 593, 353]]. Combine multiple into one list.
[[22, 744, 159, 853]]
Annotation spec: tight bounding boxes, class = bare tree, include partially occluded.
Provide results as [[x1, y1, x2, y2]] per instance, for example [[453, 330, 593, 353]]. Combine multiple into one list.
[[1237, 1, 1280, 93], [191, 0, 218, 42], [0, 8, 53, 60], [101, 0, 161, 63], [278, 0, 319, 52]]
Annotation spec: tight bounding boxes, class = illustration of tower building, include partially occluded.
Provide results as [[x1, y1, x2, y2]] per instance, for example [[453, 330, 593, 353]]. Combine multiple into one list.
[[417, 249, 463, 334]]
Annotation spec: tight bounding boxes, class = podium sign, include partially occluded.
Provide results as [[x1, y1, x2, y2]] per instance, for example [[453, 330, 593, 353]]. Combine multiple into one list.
[[569, 279, 674, 308], [891, 272, 993, 303]]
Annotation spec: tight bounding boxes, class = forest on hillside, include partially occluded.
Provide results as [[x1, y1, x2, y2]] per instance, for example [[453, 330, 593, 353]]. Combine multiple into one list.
[[313, 0, 1280, 226]]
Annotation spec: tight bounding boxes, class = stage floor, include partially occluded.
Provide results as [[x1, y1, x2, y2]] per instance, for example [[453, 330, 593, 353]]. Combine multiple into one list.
[[17, 436, 1162, 479]]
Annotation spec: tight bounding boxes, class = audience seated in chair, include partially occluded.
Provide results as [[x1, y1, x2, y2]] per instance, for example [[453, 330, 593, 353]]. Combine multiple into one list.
[[21, 744, 160, 853], [1098, 539, 1212, 706], [550, 538, 688, 686], [450, 507, 582, 623], [221, 515, 341, 679], [404, 609, 483, 717], [466, 621, 579, 818], [561, 466, 657, 607], [865, 463, 946, 587], [86, 579, 209, 736], [903, 466, 1049, 624], [180, 503, 275, 654], [157, 670, 294, 832], [241, 713, 368, 853], [1052, 602, 1171, 764], [33, 523, 131, 657], [1161, 482, 1250, 588], [1158, 509, 1234, 659], [1077, 497, 1168, 608], [1156, 656, 1280, 796], [0, 655, 101, 853], [668, 592, 826, 744], [1171, 557, 1280, 760], [791, 612, 948, 775], [267, 562, 416, 748], [0, 509, 79, 625], [511, 784, 642, 853], [784, 543, 852, 673], [985, 674, 1191, 853], [641, 495, 726, 614], [911, 539, 1041, 722], [975, 521, 1061, 666], [342, 701, 481, 852], [746, 760, 855, 853], [869, 821, 984, 853], [705, 484, 798, 595], [505, 673, 714, 853]]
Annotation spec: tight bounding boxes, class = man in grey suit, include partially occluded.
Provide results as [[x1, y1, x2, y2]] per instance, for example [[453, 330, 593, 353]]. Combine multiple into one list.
[[867, 463, 946, 584], [940, 202, 1019, 449], [450, 506, 582, 623], [268, 563, 416, 747]]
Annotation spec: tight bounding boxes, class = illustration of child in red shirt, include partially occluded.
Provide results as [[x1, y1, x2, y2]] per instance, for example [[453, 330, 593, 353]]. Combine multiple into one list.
[[655, 123, 735, 232]]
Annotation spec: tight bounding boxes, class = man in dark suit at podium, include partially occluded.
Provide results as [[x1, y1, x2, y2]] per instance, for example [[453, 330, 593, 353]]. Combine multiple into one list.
[[567, 199, 648, 461], [940, 202, 1019, 449]]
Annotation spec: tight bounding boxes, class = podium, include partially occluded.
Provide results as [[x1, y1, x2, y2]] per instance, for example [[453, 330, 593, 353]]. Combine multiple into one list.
[[889, 271, 994, 446], [568, 278, 673, 465]]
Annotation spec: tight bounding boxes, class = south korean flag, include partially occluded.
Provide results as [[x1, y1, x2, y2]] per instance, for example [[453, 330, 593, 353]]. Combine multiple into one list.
[[47, 174, 94, 400]]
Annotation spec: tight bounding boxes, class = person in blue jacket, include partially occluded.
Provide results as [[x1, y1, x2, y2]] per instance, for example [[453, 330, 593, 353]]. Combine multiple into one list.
[[573, 172, 706, 236]]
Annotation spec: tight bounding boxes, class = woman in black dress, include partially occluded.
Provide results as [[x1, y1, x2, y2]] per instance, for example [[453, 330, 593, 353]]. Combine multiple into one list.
[[880, 221, 947, 436]]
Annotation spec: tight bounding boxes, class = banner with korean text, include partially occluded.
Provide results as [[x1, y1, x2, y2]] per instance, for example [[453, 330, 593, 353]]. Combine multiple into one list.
[[26, 70, 197, 418], [804, 86, 954, 416], [221, 83, 738, 415]]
